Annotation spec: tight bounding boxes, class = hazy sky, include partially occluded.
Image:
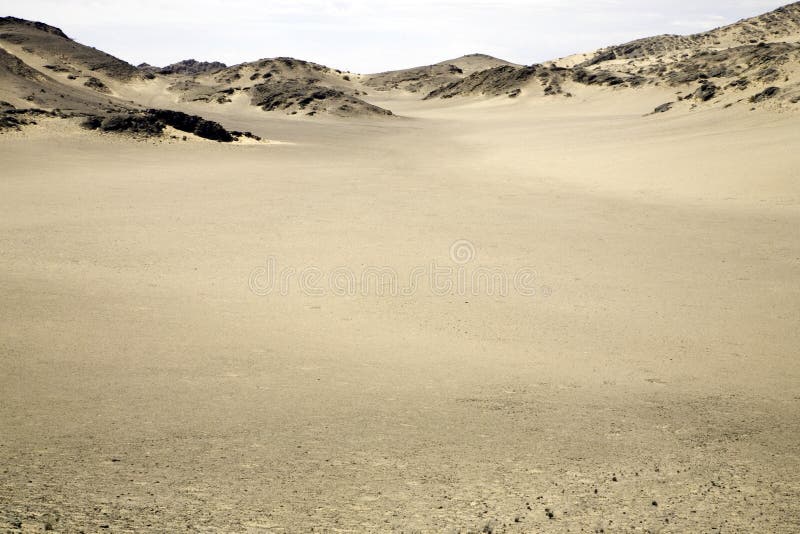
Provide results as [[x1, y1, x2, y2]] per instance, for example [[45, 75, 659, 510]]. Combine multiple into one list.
[[0, 0, 789, 72]]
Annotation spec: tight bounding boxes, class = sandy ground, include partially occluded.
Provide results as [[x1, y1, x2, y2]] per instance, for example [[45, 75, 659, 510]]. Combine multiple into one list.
[[1, 89, 799, 532]]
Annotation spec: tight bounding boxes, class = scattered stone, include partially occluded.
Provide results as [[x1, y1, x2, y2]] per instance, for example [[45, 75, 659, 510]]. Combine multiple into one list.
[[251, 80, 392, 116], [653, 102, 673, 113], [572, 68, 628, 87], [749, 86, 780, 102], [158, 59, 227, 75], [727, 78, 750, 90], [43, 64, 70, 72], [84, 76, 110, 93], [693, 82, 719, 101], [230, 130, 262, 141]]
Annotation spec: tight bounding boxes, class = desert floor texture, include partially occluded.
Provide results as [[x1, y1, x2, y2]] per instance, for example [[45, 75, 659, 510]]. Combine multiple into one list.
[[2, 87, 800, 532]]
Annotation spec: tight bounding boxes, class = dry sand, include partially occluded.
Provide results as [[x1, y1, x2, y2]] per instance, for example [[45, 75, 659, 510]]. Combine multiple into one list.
[[1, 87, 799, 532]]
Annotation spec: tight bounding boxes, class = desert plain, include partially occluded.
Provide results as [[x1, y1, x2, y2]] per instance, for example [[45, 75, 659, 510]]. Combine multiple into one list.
[[2, 5, 800, 533]]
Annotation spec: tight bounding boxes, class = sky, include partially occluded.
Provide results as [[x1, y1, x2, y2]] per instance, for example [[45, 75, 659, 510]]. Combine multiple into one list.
[[0, 0, 790, 72]]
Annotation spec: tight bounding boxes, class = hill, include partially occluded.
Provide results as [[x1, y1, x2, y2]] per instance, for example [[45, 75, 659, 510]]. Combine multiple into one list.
[[363, 54, 518, 93], [2, 2, 800, 135], [163, 56, 392, 116], [425, 2, 800, 111]]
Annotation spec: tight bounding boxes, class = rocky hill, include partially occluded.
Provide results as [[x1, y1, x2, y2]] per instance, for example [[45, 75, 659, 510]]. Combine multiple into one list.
[[0, 17, 395, 121], [566, 2, 800, 110], [139, 59, 228, 76], [0, 16, 140, 80], [424, 2, 800, 111], [164, 56, 392, 116], [363, 54, 517, 94], [0, 18, 262, 141], [2, 2, 799, 137]]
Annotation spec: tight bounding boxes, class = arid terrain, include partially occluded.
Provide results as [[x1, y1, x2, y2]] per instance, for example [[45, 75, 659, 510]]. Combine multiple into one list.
[[1, 3, 800, 533]]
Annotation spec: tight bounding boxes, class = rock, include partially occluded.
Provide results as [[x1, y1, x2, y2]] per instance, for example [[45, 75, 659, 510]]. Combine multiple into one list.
[[727, 78, 750, 90], [84, 76, 110, 93], [1, 110, 39, 131], [43, 64, 71, 72], [230, 130, 262, 141], [653, 102, 673, 113], [84, 113, 165, 136], [250, 80, 392, 116], [693, 82, 718, 101], [749, 86, 780, 102], [572, 68, 627, 86], [424, 64, 540, 99], [81, 109, 259, 142], [581, 49, 617, 67], [147, 109, 235, 142], [159, 59, 227, 75]]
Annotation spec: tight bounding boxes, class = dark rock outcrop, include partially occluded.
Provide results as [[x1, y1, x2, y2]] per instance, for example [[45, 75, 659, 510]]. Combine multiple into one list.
[[145, 109, 233, 141], [82, 113, 165, 136], [750, 86, 780, 102], [81, 109, 259, 142], [250, 80, 393, 116], [158, 59, 228, 76], [84, 76, 110, 93], [425, 65, 539, 99], [693, 82, 719, 101], [0, 17, 69, 39]]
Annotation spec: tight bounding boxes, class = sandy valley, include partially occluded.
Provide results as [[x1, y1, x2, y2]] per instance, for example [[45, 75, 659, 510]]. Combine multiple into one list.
[[2, 4, 800, 533]]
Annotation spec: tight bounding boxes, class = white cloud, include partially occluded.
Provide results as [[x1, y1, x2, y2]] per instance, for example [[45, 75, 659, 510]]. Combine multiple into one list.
[[0, 0, 790, 71]]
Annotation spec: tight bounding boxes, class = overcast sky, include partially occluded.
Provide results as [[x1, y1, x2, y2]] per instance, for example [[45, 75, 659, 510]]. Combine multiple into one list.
[[0, 0, 789, 72]]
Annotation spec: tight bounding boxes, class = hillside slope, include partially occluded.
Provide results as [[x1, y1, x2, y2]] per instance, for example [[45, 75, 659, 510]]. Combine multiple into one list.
[[425, 2, 800, 112], [2, 3, 800, 129], [0, 16, 140, 80], [163, 57, 393, 117], [363, 54, 518, 94]]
